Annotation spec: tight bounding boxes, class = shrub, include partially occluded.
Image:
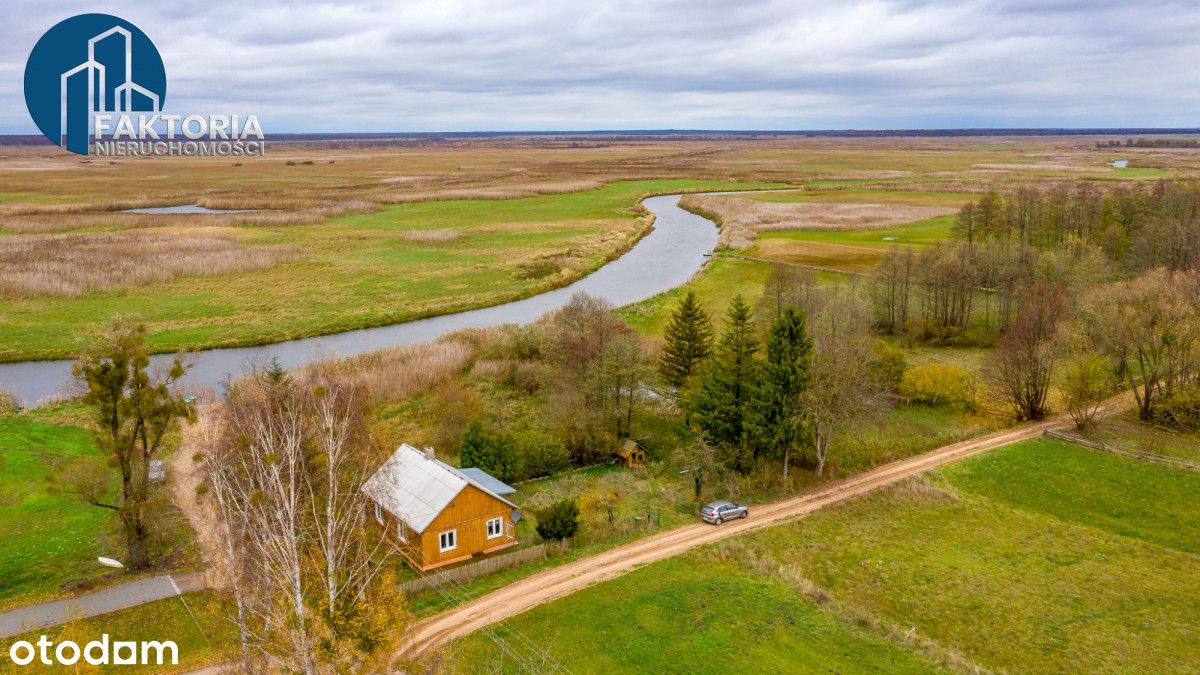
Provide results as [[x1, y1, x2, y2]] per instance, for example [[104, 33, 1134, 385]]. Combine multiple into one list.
[[1060, 354, 1113, 429], [869, 340, 907, 390], [459, 421, 518, 483], [512, 428, 571, 479], [1152, 385, 1200, 430], [0, 388, 16, 415], [535, 498, 580, 541], [900, 363, 976, 408]]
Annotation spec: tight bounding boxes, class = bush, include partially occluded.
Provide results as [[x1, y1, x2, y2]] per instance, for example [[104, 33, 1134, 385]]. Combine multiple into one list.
[[1152, 385, 1200, 430], [1060, 354, 1113, 429], [869, 341, 908, 390], [459, 421, 518, 483], [535, 498, 580, 541], [0, 388, 16, 415], [512, 428, 570, 480], [900, 363, 976, 408]]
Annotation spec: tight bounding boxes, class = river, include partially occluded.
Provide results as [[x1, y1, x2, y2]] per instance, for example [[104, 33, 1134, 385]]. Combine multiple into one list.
[[0, 193, 721, 405]]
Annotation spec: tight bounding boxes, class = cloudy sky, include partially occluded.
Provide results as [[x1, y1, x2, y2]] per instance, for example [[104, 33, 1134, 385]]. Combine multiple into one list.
[[3, 0, 1199, 133]]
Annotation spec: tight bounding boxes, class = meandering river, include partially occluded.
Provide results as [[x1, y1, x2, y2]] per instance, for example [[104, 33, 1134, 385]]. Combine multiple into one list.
[[0, 193, 722, 405]]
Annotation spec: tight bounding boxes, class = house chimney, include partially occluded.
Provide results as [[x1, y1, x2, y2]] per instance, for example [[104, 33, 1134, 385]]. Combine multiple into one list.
[[424, 446, 435, 460]]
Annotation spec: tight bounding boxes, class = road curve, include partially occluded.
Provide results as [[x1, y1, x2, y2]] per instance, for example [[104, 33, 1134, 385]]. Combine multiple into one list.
[[393, 407, 1110, 664]]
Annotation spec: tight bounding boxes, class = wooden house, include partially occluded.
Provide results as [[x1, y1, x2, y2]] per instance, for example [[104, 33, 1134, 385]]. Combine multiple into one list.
[[362, 443, 520, 571], [615, 439, 647, 468]]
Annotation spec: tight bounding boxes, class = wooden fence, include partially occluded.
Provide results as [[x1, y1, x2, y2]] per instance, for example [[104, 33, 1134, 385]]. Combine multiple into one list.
[[399, 541, 568, 596], [1043, 429, 1199, 472]]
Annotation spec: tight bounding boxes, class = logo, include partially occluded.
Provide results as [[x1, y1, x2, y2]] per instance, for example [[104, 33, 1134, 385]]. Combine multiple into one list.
[[7, 635, 177, 667], [24, 14, 264, 157]]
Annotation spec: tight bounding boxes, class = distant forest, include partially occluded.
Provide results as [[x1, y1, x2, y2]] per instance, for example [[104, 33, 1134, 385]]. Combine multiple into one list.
[[1097, 138, 1200, 148]]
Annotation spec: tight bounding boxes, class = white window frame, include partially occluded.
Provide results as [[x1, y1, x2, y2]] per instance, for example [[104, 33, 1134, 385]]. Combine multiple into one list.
[[397, 520, 408, 543], [486, 516, 504, 539], [374, 503, 384, 526], [439, 529, 457, 553]]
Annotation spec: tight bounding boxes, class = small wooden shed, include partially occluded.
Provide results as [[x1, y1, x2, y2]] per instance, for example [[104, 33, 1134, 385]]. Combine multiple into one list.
[[362, 444, 520, 571], [615, 439, 647, 468]]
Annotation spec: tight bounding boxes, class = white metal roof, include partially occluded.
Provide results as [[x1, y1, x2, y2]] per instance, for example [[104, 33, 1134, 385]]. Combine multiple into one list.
[[362, 443, 516, 534]]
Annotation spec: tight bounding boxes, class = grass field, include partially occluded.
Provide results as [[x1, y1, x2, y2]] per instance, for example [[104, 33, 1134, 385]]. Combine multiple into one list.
[[945, 437, 1200, 553], [0, 409, 195, 609], [0, 592, 239, 674], [620, 255, 777, 335], [750, 214, 955, 272], [745, 188, 974, 208], [0, 179, 780, 361], [448, 557, 943, 674], [449, 438, 1200, 673], [0, 415, 116, 608]]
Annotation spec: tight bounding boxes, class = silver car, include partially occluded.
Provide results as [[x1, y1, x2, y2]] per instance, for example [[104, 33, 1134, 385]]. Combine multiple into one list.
[[700, 500, 748, 525]]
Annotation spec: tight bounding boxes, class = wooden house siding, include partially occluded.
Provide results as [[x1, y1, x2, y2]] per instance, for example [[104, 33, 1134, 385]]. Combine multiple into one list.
[[421, 485, 516, 568], [371, 504, 425, 568], [370, 484, 516, 571]]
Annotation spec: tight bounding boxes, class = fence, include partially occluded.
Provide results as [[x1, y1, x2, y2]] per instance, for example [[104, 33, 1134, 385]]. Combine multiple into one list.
[[1043, 429, 1199, 472], [399, 541, 568, 595]]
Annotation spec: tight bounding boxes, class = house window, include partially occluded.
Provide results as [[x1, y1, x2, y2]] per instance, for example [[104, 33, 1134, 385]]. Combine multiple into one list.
[[439, 529, 457, 553], [374, 503, 384, 525], [397, 521, 407, 543], [486, 517, 504, 539]]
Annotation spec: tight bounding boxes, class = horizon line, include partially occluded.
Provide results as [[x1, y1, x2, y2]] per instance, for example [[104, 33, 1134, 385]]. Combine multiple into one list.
[[2, 127, 1199, 143]]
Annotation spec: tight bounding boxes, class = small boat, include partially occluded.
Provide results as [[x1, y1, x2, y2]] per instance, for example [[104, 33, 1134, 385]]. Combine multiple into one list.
[[98, 557, 124, 569]]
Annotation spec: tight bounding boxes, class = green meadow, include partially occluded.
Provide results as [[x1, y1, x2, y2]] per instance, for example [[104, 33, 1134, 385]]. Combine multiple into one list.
[[0, 414, 115, 608], [0, 407, 194, 608], [451, 438, 1200, 673], [449, 557, 943, 674]]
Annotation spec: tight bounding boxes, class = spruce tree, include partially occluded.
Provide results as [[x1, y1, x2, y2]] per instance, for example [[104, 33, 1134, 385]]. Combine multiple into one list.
[[659, 291, 715, 390], [688, 295, 759, 472], [459, 421, 518, 482], [749, 307, 812, 487]]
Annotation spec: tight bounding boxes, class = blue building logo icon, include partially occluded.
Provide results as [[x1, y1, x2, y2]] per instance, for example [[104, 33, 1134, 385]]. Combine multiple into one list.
[[24, 14, 167, 155]]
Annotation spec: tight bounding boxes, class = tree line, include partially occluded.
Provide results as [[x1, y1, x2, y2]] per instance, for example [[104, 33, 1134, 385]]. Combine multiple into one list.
[[661, 273, 886, 486]]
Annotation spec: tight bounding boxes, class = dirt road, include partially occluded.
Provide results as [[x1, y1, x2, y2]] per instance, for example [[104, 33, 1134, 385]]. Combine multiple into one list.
[[394, 412, 1085, 662], [170, 403, 230, 590]]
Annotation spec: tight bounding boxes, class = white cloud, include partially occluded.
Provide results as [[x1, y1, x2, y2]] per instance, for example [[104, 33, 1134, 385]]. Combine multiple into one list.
[[3, 0, 1199, 132]]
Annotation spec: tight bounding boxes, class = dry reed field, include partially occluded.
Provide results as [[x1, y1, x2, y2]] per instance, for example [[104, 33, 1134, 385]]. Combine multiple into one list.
[[334, 339, 476, 404], [0, 230, 298, 298], [681, 193, 957, 248]]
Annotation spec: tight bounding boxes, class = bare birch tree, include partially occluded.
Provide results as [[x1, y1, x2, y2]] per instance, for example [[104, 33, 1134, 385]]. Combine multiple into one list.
[[201, 363, 403, 673]]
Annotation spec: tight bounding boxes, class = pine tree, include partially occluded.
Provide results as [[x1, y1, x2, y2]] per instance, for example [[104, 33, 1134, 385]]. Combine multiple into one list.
[[659, 291, 714, 390], [688, 295, 759, 472], [749, 307, 812, 488]]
